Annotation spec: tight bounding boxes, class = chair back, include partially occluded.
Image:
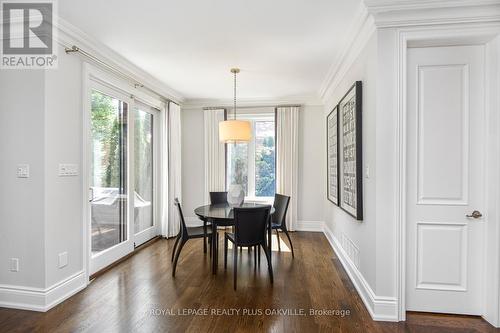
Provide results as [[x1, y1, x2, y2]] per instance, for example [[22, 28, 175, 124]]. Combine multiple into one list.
[[272, 193, 290, 227], [233, 206, 271, 246], [174, 198, 188, 237], [210, 191, 228, 204]]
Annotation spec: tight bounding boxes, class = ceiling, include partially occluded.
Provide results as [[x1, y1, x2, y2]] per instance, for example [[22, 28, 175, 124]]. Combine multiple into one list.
[[59, 0, 362, 103]]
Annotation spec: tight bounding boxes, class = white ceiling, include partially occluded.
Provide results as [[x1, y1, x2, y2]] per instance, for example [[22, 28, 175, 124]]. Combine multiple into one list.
[[59, 0, 362, 102]]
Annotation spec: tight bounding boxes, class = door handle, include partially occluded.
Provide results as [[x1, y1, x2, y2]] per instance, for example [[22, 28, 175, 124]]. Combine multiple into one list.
[[466, 210, 482, 219], [89, 188, 94, 202]]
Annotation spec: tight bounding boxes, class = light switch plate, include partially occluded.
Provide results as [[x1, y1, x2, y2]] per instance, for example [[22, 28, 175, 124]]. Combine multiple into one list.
[[58, 252, 68, 268], [59, 164, 78, 176], [10, 258, 19, 272], [16, 164, 29, 178]]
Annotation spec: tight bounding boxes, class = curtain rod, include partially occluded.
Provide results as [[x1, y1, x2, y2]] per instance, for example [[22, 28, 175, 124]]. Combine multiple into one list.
[[203, 107, 227, 110], [203, 104, 301, 110], [64, 45, 178, 105]]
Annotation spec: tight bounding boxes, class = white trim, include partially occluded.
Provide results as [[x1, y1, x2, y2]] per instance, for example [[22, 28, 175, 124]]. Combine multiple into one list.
[[395, 24, 500, 326], [55, 17, 184, 104], [295, 220, 324, 232], [319, 4, 376, 103], [0, 271, 87, 312], [364, 0, 500, 28], [322, 223, 398, 321], [364, 0, 500, 12]]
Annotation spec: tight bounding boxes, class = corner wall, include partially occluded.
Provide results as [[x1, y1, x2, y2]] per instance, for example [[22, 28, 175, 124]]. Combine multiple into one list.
[[0, 43, 87, 310], [0, 70, 46, 289], [321, 29, 399, 321]]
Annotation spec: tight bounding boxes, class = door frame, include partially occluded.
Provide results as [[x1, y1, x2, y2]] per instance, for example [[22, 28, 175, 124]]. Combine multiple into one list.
[[133, 101, 161, 247], [82, 64, 163, 278], [395, 23, 500, 325]]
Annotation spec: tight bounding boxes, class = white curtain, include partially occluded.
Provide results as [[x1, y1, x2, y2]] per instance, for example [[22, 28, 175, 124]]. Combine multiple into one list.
[[204, 109, 226, 203], [160, 101, 182, 238], [276, 106, 299, 231]]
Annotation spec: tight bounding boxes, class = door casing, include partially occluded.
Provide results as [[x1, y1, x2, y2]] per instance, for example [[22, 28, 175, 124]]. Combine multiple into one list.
[[396, 24, 500, 325], [82, 64, 163, 277]]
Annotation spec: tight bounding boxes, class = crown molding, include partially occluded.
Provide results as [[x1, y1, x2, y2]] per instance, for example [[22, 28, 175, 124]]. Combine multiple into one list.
[[55, 17, 185, 104], [319, 0, 500, 103], [318, 3, 375, 103], [181, 94, 323, 109], [364, 0, 500, 28], [364, 0, 500, 13]]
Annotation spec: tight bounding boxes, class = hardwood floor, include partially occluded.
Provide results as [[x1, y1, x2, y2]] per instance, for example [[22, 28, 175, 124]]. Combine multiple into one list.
[[0, 232, 497, 332]]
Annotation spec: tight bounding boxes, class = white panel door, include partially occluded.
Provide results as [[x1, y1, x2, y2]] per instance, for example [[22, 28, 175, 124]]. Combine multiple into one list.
[[406, 45, 485, 314]]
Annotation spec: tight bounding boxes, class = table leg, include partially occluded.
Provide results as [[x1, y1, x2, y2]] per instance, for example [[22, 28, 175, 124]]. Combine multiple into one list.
[[212, 219, 217, 274]]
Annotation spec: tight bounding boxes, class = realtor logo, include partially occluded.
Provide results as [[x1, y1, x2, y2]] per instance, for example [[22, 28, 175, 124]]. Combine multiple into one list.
[[1, 0, 58, 68]]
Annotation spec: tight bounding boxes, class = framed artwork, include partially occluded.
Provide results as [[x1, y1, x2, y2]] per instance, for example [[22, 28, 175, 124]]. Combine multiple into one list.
[[326, 106, 339, 205], [338, 81, 363, 220]]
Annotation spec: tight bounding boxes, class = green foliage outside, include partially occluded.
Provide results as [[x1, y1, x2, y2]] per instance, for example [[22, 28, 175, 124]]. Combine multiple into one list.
[[229, 143, 249, 194], [255, 136, 275, 197], [134, 111, 153, 199], [91, 91, 121, 188]]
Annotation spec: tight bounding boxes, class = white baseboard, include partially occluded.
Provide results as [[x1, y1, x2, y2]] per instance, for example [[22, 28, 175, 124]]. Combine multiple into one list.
[[0, 271, 87, 312], [322, 223, 398, 322], [295, 220, 324, 232]]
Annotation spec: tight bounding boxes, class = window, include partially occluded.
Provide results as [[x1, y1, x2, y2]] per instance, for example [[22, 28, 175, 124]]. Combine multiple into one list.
[[226, 112, 276, 200]]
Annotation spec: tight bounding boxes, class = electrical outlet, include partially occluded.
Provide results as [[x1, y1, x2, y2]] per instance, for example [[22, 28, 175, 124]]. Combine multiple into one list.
[[16, 164, 29, 178], [59, 164, 78, 177], [10, 258, 19, 272], [58, 252, 68, 268]]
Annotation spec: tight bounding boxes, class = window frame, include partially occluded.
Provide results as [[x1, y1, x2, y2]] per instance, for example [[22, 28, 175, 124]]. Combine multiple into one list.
[[226, 111, 276, 203]]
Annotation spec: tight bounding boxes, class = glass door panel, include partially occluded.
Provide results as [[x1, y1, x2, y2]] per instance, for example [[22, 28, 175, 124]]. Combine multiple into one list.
[[133, 107, 154, 236], [90, 90, 128, 256]]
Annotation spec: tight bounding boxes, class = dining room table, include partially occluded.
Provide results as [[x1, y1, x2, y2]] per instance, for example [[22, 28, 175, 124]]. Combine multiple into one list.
[[194, 202, 275, 274]]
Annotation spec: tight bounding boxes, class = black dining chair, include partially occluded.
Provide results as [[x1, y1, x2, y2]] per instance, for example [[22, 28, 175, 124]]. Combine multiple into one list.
[[271, 193, 294, 257], [224, 206, 273, 290], [209, 191, 228, 204], [172, 198, 216, 277]]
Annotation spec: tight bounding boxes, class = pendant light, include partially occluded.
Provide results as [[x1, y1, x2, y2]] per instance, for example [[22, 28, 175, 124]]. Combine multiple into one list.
[[219, 68, 252, 142]]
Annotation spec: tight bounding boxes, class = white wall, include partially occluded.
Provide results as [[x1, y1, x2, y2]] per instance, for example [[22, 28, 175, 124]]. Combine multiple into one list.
[[44, 44, 84, 286], [181, 105, 325, 229], [0, 70, 46, 288], [298, 105, 325, 225], [0, 43, 85, 292], [323, 32, 379, 292], [181, 107, 206, 224]]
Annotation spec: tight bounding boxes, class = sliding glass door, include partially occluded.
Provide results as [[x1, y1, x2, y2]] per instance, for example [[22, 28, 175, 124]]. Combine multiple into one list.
[[88, 80, 160, 275], [133, 103, 158, 246]]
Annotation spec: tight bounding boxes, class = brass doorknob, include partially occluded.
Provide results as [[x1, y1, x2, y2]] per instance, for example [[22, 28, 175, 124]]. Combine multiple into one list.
[[466, 210, 482, 219]]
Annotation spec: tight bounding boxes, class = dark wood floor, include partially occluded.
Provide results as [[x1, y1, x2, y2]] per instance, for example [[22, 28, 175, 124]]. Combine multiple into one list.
[[0, 232, 497, 332]]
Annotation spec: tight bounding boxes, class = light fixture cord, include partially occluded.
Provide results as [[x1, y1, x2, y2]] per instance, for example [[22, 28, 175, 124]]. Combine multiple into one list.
[[233, 70, 237, 120]]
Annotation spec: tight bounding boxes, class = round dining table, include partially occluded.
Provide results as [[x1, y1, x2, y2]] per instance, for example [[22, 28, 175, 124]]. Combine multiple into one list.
[[194, 202, 275, 274]]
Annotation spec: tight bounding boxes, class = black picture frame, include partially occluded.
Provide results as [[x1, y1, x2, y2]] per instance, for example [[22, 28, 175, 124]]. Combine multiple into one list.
[[326, 106, 339, 205], [338, 81, 363, 220]]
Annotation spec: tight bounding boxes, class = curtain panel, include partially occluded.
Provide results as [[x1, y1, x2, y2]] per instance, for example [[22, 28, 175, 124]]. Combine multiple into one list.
[[160, 101, 182, 238], [276, 106, 299, 231], [203, 109, 227, 203]]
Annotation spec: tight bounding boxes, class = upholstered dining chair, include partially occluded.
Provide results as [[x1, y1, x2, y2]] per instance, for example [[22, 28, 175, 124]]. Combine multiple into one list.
[[271, 193, 294, 257], [224, 206, 273, 290], [171, 198, 216, 277]]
